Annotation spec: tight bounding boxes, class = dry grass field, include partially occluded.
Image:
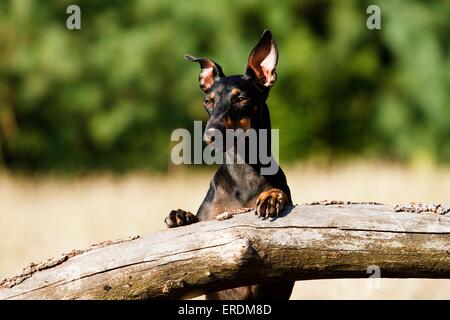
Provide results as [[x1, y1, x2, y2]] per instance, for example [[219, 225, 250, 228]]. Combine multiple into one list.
[[0, 160, 449, 299]]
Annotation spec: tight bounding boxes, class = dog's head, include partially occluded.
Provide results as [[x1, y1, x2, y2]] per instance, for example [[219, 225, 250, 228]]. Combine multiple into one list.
[[185, 30, 278, 143]]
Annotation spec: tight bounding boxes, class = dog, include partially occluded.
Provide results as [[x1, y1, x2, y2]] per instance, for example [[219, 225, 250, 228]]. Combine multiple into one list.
[[164, 30, 294, 300]]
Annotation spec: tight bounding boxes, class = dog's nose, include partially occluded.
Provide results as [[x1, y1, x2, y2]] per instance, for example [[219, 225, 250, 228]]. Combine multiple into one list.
[[203, 132, 212, 144], [203, 128, 219, 144]]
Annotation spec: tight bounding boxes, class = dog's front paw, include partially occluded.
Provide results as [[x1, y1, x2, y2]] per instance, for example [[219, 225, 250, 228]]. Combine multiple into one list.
[[256, 189, 287, 219], [165, 209, 198, 228]]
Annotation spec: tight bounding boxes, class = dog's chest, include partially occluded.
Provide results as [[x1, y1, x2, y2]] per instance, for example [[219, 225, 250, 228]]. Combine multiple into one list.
[[208, 164, 269, 216]]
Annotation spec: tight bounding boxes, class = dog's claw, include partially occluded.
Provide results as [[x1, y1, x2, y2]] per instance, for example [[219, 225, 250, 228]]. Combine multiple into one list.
[[276, 196, 284, 215]]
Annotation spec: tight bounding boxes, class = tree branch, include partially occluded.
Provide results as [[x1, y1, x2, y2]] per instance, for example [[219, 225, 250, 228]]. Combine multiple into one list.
[[1, 203, 449, 300]]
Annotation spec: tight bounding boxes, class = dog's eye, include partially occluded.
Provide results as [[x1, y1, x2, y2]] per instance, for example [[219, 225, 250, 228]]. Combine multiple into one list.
[[204, 98, 214, 110], [236, 96, 248, 104]]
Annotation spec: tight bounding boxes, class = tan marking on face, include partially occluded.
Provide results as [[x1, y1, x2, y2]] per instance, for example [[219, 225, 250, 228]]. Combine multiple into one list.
[[238, 117, 251, 130], [231, 88, 240, 97], [223, 117, 252, 130], [208, 92, 216, 100], [223, 116, 234, 129]]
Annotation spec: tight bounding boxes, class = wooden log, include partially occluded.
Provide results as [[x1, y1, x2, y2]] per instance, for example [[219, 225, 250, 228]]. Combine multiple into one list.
[[0, 203, 449, 300]]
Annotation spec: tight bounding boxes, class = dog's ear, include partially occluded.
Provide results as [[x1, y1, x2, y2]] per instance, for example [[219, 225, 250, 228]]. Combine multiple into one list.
[[184, 55, 225, 92], [246, 30, 278, 88]]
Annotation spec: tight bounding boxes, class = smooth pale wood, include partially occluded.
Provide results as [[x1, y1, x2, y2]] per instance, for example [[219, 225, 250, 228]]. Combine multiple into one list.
[[0, 204, 449, 300]]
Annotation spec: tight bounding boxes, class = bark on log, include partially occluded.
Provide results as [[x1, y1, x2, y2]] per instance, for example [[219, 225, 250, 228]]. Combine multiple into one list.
[[0, 203, 449, 300]]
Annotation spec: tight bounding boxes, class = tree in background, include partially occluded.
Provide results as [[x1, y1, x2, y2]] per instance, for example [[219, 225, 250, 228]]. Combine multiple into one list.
[[0, 0, 448, 173]]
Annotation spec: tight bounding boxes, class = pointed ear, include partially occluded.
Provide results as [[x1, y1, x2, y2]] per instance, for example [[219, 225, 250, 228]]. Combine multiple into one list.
[[184, 55, 225, 92], [246, 30, 278, 88]]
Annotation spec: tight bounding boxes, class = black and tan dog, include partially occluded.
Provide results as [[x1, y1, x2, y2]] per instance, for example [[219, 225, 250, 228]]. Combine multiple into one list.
[[164, 30, 294, 300]]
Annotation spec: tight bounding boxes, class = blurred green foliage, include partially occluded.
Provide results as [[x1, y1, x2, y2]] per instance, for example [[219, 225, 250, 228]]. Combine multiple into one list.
[[0, 0, 448, 173]]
